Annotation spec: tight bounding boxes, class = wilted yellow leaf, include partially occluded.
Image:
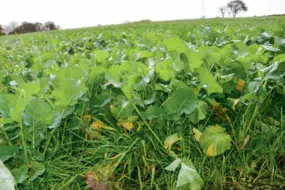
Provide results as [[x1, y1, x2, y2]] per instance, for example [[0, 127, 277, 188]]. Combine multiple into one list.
[[137, 125, 141, 132], [243, 135, 250, 146], [152, 165, 156, 174], [110, 153, 123, 160], [236, 78, 245, 92], [232, 99, 240, 110], [240, 135, 250, 150], [193, 128, 202, 142], [136, 121, 144, 132], [225, 114, 231, 123], [117, 121, 134, 131], [90, 121, 105, 131], [83, 115, 92, 122], [164, 133, 181, 151], [206, 144, 215, 157]]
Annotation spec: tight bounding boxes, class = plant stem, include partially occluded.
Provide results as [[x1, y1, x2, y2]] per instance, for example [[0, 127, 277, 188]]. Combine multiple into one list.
[[20, 120, 28, 162]]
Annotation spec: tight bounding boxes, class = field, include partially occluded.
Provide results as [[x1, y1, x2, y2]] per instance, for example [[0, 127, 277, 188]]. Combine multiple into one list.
[[0, 16, 285, 189]]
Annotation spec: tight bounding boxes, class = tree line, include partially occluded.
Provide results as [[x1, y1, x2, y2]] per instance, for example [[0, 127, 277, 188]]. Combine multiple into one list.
[[0, 21, 59, 36]]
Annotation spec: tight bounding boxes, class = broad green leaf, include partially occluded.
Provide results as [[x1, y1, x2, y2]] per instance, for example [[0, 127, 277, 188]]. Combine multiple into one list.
[[199, 46, 221, 66], [88, 65, 106, 85], [188, 101, 208, 124], [196, 67, 223, 94], [49, 106, 75, 129], [0, 146, 19, 162], [271, 54, 285, 64], [13, 165, 29, 184], [19, 82, 41, 98], [145, 105, 166, 120], [164, 87, 199, 116], [265, 62, 285, 80], [173, 58, 184, 72], [156, 58, 175, 81], [164, 37, 187, 53], [22, 99, 53, 128], [52, 78, 86, 106], [29, 161, 45, 181], [9, 96, 29, 123], [0, 161, 15, 190], [121, 75, 142, 105], [92, 92, 112, 108], [22, 99, 53, 148], [176, 161, 203, 189], [95, 50, 109, 64], [0, 95, 9, 118], [110, 101, 134, 120], [185, 50, 203, 72], [105, 62, 132, 87], [247, 82, 260, 94], [165, 158, 181, 172], [199, 125, 232, 157], [219, 74, 236, 94], [137, 50, 153, 59], [55, 66, 87, 81]]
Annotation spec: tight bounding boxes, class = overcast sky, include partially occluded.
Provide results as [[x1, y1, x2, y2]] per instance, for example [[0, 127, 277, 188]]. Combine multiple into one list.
[[0, 0, 284, 29]]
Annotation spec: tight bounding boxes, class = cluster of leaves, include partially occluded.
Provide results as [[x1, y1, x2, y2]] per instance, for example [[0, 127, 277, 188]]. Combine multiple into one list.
[[0, 17, 284, 189]]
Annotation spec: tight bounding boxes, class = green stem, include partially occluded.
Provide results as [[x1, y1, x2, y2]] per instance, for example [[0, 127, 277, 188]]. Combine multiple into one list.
[[19, 120, 28, 162], [126, 96, 164, 149], [43, 128, 55, 155]]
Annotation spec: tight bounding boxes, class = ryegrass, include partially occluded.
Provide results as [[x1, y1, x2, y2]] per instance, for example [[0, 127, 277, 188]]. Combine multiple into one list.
[[33, 88, 284, 189]]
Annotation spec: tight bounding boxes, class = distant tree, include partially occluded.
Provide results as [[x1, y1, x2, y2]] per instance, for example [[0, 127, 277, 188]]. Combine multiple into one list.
[[5, 21, 19, 34], [227, 0, 248, 18], [14, 26, 25, 34], [0, 25, 4, 35], [21, 22, 37, 33], [35, 22, 48, 31], [219, 7, 227, 18], [44, 21, 59, 30]]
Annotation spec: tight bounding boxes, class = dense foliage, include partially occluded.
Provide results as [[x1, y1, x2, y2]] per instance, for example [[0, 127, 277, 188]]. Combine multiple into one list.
[[0, 21, 59, 35], [0, 17, 284, 189]]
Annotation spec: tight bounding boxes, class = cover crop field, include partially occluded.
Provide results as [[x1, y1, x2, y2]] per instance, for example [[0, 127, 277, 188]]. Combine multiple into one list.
[[0, 17, 284, 190]]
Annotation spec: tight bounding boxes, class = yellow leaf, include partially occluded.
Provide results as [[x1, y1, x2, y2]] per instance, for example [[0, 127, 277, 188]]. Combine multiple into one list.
[[136, 121, 144, 132], [164, 134, 181, 150], [232, 99, 240, 110], [225, 114, 231, 123], [243, 135, 250, 146], [240, 135, 250, 150], [137, 125, 141, 132], [110, 153, 123, 160], [90, 121, 105, 131], [236, 78, 245, 92], [193, 128, 202, 142], [251, 162, 257, 169], [117, 121, 134, 131], [83, 115, 91, 122], [206, 144, 215, 157]]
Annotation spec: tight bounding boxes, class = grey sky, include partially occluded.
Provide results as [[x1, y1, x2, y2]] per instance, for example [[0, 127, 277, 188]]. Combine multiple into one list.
[[0, 0, 284, 29]]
